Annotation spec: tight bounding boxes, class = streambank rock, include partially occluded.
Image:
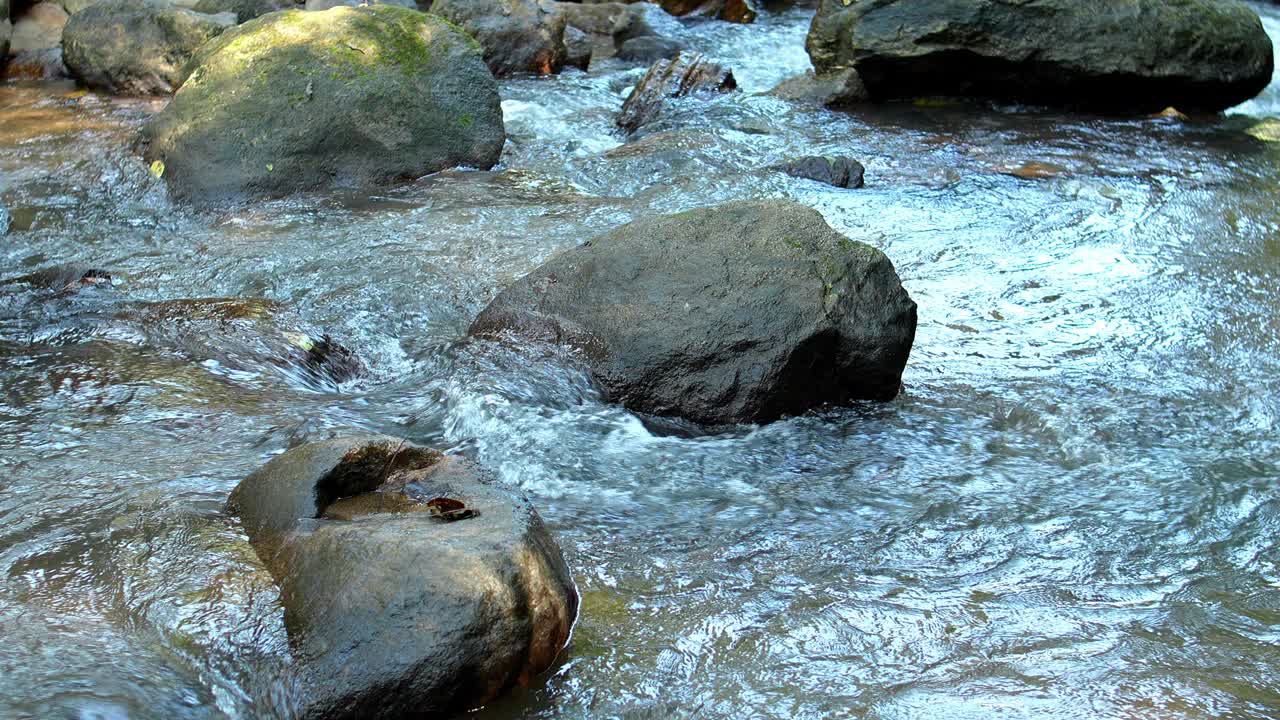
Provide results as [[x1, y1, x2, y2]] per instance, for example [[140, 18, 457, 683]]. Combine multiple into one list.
[[191, 0, 294, 22], [2, 0, 11, 60], [657, 0, 754, 23], [230, 436, 578, 720], [5, 47, 70, 80], [616, 52, 736, 133], [806, 0, 1274, 112], [552, 1, 657, 65], [304, 0, 413, 10], [430, 0, 567, 76], [470, 200, 917, 425], [62, 0, 235, 95], [141, 6, 504, 203], [9, 1, 68, 53]]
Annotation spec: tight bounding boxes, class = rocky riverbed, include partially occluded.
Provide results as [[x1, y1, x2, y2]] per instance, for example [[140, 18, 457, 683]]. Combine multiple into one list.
[[3, 0, 1280, 718]]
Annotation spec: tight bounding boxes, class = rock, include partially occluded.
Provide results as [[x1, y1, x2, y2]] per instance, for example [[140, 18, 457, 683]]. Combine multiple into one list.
[[616, 52, 736, 134], [551, 0, 655, 64], [469, 199, 918, 425], [304, 0, 412, 10], [141, 6, 505, 203], [658, 0, 754, 23], [767, 68, 866, 107], [0, 263, 113, 293], [563, 25, 591, 68], [61, 0, 104, 13], [806, 0, 1274, 113], [4, 47, 71, 80], [62, 0, 235, 95], [229, 435, 578, 720], [191, 0, 294, 22], [617, 35, 683, 63], [774, 155, 864, 189], [2, 0, 11, 60], [9, 2, 69, 53], [430, 0, 567, 76], [125, 297, 364, 387]]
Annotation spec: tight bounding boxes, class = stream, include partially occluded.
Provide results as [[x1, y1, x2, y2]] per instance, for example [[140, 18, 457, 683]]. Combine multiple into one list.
[[2, 4, 1280, 719]]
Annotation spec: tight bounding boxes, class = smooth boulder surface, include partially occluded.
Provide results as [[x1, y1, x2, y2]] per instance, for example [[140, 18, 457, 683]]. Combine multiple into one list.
[[305, 0, 412, 10], [470, 200, 918, 425], [191, 0, 294, 22], [9, 1, 68, 52], [141, 6, 505, 203], [62, 0, 235, 95], [430, 0, 566, 76], [229, 436, 579, 720], [806, 0, 1274, 112]]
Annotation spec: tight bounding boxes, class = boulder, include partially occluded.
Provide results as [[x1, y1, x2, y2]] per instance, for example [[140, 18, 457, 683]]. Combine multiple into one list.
[[305, 0, 412, 10], [658, 0, 754, 23], [617, 35, 683, 63], [616, 52, 736, 134], [229, 436, 578, 720], [5, 47, 71, 79], [766, 68, 866, 107], [469, 200, 918, 425], [191, 0, 293, 22], [550, 0, 656, 65], [429, 0, 567, 76], [61, 0, 104, 13], [2, 0, 11, 60], [9, 1, 68, 53], [806, 0, 1275, 113], [774, 155, 864, 189], [62, 0, 235, 95], [141, 6, 505, 203]]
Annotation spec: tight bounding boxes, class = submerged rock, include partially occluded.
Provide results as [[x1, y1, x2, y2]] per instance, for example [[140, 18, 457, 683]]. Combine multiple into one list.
[[62, 0, 235, 95], [806, 0, 1274, 113], [767, 68, 866, 108], [470, 199, 917, 425], [229, 436, 578, 720], [616, 52, 736, 134], [430, 0, 567, 76], [141, 6, 504, 203], [774, 155, 865, 189]]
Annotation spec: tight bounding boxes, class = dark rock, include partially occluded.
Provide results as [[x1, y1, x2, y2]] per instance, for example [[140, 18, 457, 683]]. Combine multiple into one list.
[[617, 35, 683, 63], [775, 155, 864, 189], [4, 47, 71, 80], [430, 0, 567, 76], [62, 0, 235, 95], [0, 264, 113, 293], [229, 436, 578, 720], [616, 52, 736, 134], [551, 0, 655, 64], [806, 0, 1274, 113], [191, 0, 293, 22], [469, 199, 917, 425], [1, 0, 11, 60], [767, 68, 866, 107], [141, 6, 505, 204], [658, 0, 754, 23]]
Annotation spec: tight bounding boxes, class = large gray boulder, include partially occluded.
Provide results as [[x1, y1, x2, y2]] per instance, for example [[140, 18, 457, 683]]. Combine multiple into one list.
[[806, 0, 1274, 113], [8, 1, 68, 53], [470, 200, 918, 426], [141, 6, 505, 203], [229, 436, 578, 720], [429, 0, 567, 76], [62, 0, 235, 95]]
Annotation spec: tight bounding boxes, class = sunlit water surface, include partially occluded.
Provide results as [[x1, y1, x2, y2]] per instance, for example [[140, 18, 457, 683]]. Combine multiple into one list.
[[2, 5, 1280, 719]]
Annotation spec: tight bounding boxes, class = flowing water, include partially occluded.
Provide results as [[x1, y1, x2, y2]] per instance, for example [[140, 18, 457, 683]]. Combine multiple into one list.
[[3, 4, 1280, 719]]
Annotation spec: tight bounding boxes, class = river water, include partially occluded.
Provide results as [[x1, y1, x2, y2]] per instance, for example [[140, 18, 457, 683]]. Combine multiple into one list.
[[2, 4, 1280, 719]]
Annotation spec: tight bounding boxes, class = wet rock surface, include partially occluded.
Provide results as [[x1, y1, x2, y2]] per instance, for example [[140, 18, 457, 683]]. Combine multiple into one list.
[[774, 155, 865, 188], [430, 0, 567, 76], [9, 1, 68, 52], [470, 199, 918, 425], [62, 0, 235, 95], [191, 0, 295, 22], [616, 52, 736, 133], [141, 6, 505, 203], [806, 0, 1275, 112], [229, 435, 579, 720], [4, 47, 71, 80]]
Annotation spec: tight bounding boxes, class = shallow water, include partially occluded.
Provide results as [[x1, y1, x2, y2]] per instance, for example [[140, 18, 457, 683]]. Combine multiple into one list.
[[3, 4, 1280, 719]]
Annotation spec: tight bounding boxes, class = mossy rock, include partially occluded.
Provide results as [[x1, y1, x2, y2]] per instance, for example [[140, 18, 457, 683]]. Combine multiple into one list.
[[142, 6, 504, 204]]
